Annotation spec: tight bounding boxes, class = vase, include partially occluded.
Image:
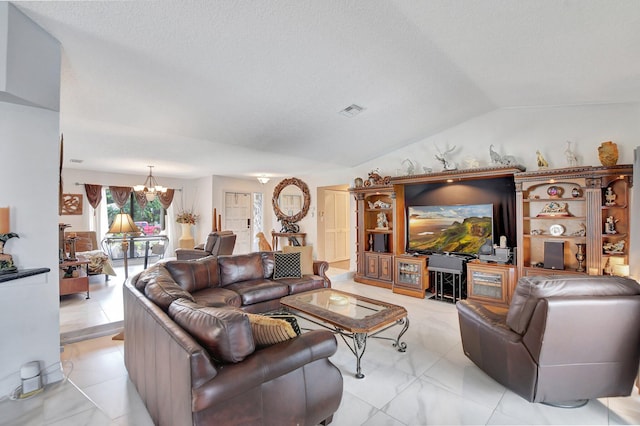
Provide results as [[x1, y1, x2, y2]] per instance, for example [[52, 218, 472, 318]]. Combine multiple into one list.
[[179, 223, 195, 249], [575, 243, 586, 273], [598, 141, 618, 167]]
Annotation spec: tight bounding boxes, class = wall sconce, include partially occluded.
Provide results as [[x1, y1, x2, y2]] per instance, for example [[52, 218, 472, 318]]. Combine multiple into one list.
[[257, 176, 270, 184]]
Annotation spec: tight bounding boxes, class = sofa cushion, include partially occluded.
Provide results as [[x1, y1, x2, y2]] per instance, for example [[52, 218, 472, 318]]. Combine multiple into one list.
[[246, 313, 297, 347], [168, 299, 255, 363], [507, 275, 640, 334], [260, 251, 275, 278], [218, 253, 265, 285], [133, 263, 166, 292], [275, 275, 326, 295], [283, 245, 314, 275], [165, 256, 220, 292], [273, 252, 302, 279], [192, 287, 242, 308], [144, 273, 196, 312], [225, 279, 290, 306]]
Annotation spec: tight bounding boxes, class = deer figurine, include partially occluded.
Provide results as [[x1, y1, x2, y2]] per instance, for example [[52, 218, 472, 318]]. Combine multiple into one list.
[[435, 144, 457, 170]]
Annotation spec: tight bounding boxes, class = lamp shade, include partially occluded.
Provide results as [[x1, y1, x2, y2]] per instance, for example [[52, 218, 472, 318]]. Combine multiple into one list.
[[108, 212, 138, 234]]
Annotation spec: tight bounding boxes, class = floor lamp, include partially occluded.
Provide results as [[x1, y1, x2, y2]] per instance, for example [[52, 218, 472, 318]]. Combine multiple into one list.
[[108, 211, 138, 280]]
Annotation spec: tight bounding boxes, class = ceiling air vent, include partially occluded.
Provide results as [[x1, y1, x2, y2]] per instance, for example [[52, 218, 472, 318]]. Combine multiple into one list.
[[339, 104, 364, 117]]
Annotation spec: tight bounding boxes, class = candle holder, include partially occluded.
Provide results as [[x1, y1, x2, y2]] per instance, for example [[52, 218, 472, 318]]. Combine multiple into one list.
[[575, 243, 586, 273], [66, 236, 78, 261], [0, 232, 20, 274]]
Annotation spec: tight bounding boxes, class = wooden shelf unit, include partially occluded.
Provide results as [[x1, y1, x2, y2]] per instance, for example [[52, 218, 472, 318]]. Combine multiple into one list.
[[515, 165, 632, 277], [350, 185, 397, 288]]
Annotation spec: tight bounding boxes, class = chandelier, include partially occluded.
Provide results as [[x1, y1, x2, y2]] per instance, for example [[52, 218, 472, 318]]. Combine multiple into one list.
[[134, 166, 167, 201]]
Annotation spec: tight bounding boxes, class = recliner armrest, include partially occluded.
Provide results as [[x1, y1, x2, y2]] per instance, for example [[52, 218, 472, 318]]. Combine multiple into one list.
[[175, 248, 208, 260], [456, 300, 521, 343]]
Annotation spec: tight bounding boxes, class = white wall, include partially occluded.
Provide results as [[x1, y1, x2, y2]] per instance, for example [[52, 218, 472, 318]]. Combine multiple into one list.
[[0, 2, 62, 396]]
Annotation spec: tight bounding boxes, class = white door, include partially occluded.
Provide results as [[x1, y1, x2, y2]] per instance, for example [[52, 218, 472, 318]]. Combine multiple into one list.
[[323, 189, 350, 262], [225, 192, 252, 254]]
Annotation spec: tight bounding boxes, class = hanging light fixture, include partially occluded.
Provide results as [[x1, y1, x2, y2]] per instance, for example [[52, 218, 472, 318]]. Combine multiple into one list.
[[257, 175, 270, 184], [134, 166, 167, 201]]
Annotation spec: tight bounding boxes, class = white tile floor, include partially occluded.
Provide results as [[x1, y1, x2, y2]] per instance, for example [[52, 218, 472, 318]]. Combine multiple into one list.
[[6, 262, 639, 425]]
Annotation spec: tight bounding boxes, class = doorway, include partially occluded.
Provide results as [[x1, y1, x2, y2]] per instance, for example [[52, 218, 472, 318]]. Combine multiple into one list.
[[317, 185, 350, 267], [224, 191, 252, 254]]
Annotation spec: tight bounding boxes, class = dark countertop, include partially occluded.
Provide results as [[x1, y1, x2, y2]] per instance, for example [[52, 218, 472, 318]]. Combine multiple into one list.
[[0, 268, 50, 283]]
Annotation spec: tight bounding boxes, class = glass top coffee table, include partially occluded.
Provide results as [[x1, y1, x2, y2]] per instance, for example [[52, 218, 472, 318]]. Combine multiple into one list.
[[280, 288, 409, 378]]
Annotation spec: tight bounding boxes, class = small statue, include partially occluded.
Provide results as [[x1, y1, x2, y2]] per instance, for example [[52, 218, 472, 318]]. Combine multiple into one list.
[[489, 145, 517, 165], [435, 144, 457, 170], [537, 201, 570, 217], [536, 150, 549, 169], [565, 141, 578, 166], [0, 232, 19, 274], [604, 187, 616, 206], [603, 240, 624, 254], [605, 216, 618, 234], [376, 212, 389, 229], [402, 158, 416, 175]]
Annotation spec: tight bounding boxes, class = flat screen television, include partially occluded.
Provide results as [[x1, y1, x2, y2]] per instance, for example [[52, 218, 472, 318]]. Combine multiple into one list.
[[406, 204, 493, 255]]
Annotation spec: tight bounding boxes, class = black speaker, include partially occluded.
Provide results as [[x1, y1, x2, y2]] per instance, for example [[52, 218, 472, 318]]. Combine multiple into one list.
[[373, 234, 388, 253], [544, 241, 564, 270]]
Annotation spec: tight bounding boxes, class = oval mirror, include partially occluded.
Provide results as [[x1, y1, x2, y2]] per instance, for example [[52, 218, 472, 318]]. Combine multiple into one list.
[[272, 177, 310, 224]]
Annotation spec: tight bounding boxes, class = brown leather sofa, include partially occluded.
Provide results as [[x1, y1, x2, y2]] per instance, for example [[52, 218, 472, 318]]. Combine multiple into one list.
[[175, 231, 236, 260], [123, 252, 343, 425], [457, 275, 640, 407]]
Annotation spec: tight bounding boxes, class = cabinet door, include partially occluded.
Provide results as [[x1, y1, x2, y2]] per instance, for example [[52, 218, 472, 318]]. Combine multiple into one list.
[[365, 253, 379, 279], [379, 255, 393, 281]]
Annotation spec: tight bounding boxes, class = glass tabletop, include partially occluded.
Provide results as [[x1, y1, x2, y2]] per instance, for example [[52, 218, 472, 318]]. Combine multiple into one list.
[[281, 289, 407, 333]]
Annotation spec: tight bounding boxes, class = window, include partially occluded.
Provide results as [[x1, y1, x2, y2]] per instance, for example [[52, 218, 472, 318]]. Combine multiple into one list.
[[106, 190, 166, 235]]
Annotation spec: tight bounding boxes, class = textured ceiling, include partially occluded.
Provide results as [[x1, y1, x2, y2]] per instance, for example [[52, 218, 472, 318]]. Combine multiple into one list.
[[14, 0, 640, 179]]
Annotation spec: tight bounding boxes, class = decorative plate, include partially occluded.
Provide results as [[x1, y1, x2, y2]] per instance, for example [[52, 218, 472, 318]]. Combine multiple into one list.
[[549, 224, 565, 236], [546, 185, 562, 198]]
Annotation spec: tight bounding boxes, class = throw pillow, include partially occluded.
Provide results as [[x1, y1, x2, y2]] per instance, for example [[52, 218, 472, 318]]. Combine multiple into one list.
[[273, 252, 302, 279], [283, 245, 314, 275], [246, 313, 298, 347]]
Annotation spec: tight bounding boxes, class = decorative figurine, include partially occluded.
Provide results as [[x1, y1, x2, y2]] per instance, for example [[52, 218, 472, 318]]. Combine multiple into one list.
[[605, 216, 618, 234], [489, 145, 517, 166], [402, 158, 416, 175], [564, 141, 579, 166], [364, 169, 391, 187], [434, 144, 457, 170], [376, 212, 389, 230], [603, 240, 624, 254], [537, 201, 571, 217], [0, 232, 19, 274], [604, 187, 616, 206], [536, 150, 549, 169]]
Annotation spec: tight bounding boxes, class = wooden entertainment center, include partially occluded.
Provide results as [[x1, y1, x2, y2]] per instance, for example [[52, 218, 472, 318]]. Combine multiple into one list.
[[350, 164, 633, 307]]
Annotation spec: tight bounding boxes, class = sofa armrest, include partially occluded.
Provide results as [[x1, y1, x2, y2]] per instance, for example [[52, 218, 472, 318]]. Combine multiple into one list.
[[192, 329, 337, 411], [313, 260, 331, 288]]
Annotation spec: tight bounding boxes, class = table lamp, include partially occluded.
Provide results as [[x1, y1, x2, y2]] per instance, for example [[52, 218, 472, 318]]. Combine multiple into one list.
[[108, 211, 138, 279]]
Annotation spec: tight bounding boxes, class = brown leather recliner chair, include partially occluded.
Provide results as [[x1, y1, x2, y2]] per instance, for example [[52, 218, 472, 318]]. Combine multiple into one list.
[[457, 275, 640, 407], [175, 231, 236, 260]]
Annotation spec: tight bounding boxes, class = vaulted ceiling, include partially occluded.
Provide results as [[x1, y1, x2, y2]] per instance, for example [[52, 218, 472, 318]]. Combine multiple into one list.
[[15, 0, 640, 180]]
